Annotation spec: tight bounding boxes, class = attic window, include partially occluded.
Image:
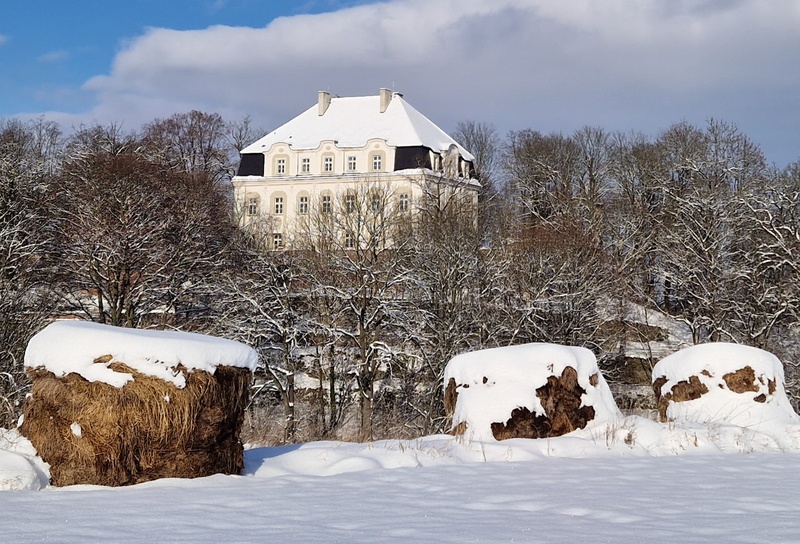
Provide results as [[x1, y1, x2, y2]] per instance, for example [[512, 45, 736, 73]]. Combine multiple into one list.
[[371, 153, 383, 171], [301, 158, 310, 173], [323, 156, 334, 173], [347, 156, 357, 172]]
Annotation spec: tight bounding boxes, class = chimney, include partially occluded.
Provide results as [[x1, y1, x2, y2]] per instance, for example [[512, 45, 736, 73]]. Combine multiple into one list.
[[379, 88, 393, 113], [318, 90, 331, 116]]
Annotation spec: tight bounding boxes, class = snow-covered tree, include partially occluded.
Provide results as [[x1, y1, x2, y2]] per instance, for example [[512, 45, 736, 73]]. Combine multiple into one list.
[[295, 180, 417, 441], [0, 118, 59, 425]]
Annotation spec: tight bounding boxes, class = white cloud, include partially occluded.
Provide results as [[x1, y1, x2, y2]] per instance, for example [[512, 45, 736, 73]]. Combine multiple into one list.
[[43, 0, 800, 163], [0, 34, 8, 46], [37, 50, 70, 63]]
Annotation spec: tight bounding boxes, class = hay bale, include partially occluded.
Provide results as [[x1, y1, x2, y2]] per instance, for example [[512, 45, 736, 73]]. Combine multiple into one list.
[[444, 343, 621, 441], [652, 342, 799, 426], [19, 321, 258, 487]]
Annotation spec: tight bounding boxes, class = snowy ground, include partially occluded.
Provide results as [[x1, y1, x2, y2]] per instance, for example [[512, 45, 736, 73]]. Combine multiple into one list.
[[3, 419, 800, 543], [6, 336, 800, 541]]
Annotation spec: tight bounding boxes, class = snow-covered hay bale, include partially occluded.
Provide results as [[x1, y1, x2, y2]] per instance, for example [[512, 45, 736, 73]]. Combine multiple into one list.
[[19, 321, 258, 487], [652, 343, 799, 426], [444, 343, 621, 441]]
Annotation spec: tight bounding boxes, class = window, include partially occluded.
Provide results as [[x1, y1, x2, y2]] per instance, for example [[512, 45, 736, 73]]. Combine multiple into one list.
[[247, 197, 259, 216], [372, 154, 382, 171], [398, 193, 409, 212], [274, 196, 284, 215], [344, 232, 355, 249], [345, 193, 356, 213], [273, 233, 283, 250], [298, 195, 309, 215], [323, 156, 334, 173], [276, 158, 286, 174], [301, 158, 310, 173], [347, 156, 357, 172], [322, 194, 332, 213], [371, 193, 382, 212]]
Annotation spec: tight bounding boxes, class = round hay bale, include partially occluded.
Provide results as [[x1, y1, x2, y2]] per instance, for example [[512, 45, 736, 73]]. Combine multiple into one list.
[[19, 321, 257, 487], [444, 343, 621, 442], [652, 342, 799, 426]]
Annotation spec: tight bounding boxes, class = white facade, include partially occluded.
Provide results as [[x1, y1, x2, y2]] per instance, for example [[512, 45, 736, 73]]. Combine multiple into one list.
[[232, 89, 480, 247]]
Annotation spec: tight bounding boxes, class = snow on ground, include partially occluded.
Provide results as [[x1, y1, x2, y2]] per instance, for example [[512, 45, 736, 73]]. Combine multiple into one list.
[[4, 418, 800, 541], [5, 337, 800, 540], [0, 430, 49, 491], [2, 433, 800, 542]]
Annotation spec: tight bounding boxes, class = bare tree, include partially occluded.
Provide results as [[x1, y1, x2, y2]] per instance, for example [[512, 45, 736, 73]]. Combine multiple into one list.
[[453, 121, 499, 197], [51, 125, 233, 328], [141, 111, 232, 186], [504, 129, 580, 222]]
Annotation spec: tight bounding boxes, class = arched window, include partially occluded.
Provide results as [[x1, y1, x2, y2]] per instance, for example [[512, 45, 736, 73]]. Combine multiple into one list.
[[320, 192, 333, 213], [271, 191, 287, 215], [297, 193, 310, 215], [245, 193, 260, 216]]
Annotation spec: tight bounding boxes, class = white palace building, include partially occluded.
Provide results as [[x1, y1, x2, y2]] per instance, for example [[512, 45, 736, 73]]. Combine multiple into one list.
[[232, 88, 480, 248]]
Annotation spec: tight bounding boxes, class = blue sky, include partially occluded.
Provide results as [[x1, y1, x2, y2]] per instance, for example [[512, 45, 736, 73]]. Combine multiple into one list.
[[2, 0, 799, 166], [0, 1, 368, 114]]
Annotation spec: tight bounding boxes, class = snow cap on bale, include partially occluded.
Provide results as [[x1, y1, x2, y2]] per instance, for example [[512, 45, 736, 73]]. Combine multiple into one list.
[[20, 321, 258, 487], [652, 342, 799, 427], [444, 343, 621, 442], [24, 320, 258, 388]]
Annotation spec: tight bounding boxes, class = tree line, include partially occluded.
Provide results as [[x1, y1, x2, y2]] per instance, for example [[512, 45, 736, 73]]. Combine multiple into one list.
[[2, 112, 800, 444]]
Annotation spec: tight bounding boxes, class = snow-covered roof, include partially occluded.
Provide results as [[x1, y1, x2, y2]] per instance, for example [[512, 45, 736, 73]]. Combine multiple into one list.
[[241, 92, 475, 161], [24, 320, 258, 389]]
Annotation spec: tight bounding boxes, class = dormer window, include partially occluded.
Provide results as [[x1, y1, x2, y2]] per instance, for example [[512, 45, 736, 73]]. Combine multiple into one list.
[[371, 153, 383, 172], [276, 158, 286, 174], [347, 156, 357, 172], [323, 156, 334, 173]]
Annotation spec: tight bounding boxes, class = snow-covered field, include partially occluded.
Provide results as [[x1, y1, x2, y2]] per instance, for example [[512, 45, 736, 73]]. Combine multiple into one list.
[[3, 420, 800, 543], [6, 329, 800, 541]]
